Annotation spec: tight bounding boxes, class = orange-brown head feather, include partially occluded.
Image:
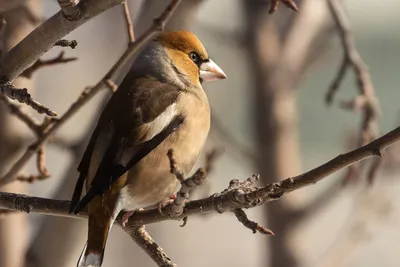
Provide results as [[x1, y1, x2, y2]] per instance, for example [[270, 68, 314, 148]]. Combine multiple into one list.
[[157, 31, 209, 86]]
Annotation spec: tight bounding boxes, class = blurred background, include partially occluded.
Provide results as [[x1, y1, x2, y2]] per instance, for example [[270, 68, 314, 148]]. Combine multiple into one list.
[[1, 0, 400, 266]]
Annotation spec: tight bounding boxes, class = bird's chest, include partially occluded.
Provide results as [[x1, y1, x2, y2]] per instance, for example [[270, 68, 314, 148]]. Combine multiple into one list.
[[172, 94, 210, 174]]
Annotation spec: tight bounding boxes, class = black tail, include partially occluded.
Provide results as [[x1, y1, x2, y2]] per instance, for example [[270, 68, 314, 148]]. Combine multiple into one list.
[[69, 173, 86, 214]]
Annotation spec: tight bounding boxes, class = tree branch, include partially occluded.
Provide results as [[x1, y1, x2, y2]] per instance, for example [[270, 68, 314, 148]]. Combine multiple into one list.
[[124, 226, 177, 267], [234, 209, 274, 235], [20, 51, 77, 79], [0, 0, 182, 186], [0, 82, 56, 116], [326, 0, 381, 183], [122, 1, 134, 44], [1, 125, 399, 228]]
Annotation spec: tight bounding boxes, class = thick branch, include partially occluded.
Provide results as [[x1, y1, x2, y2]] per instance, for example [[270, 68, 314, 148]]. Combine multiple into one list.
[[0, 0, 126, 82], [1, 125, 399, 226], [0, 0, 182, 186]]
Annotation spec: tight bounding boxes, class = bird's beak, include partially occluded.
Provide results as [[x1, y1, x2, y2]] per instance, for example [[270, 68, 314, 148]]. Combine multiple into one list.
[[199, 59, 227, 82]]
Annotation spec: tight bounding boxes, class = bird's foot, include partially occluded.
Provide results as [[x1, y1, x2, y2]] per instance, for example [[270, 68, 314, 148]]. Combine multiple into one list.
[[158, 194, 177, 214], [122, 210, 135, 228]]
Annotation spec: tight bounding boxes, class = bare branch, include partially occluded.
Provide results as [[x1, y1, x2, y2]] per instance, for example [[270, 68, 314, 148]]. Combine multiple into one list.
[[326, 0, 381, 183], [125, 226, 177, 267], [122, 1, 135, 44], [1, 125, 399, 228], [0, 0, 126, 83], [16, 147, 51, 183], [234, 208, 274, 235], [166, 149, 207, 218], [0, 95, 41, 133], [0, 0, 182, 186], [20, 51, 77, 79], [167, 149, 185, 182], [0, 82, 56, 116], [53, 39, 78, 49]]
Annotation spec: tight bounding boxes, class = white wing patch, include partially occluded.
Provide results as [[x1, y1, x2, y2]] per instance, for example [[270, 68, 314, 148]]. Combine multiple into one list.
[[144, 103, 177, 141]]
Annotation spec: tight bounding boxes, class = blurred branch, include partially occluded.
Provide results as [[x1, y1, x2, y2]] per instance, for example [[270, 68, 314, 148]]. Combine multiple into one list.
[[210, 112, 258, 163], [326, 0, 381, 183], [316, 186, 395, 267], [20, 51, 77, 79], [0, 0, 182, 187], [122, 1, 134, 44], [125, 226, 177, 267], [269, 0, 299, 14], [292, 178, 343, 221], [1, 124, 399, 226], [16, 146, 51, 183], [0, 0, 130, 115], [53, 39, 77, 49], [0, 95, 41, 133]]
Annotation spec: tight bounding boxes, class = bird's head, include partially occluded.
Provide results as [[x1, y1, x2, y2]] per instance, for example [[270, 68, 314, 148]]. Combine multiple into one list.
[[135, 31, 226, 89]]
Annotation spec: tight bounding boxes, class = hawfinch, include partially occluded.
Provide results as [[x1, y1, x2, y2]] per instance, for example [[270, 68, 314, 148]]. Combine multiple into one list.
[[69, 31, 226, 267]]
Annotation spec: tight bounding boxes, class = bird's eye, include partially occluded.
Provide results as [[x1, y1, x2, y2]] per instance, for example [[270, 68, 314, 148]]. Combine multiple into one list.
[[189, 51, 200, 63]]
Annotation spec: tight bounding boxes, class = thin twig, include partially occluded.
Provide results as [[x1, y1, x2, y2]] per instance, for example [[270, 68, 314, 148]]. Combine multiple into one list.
[[1, 125, 399, 227], [0, 0, 182, 186], [327, 0, 381, 183], [0, 82, 56, 116], [16, 147, 51, 183], [269, 0, 299, 14], [122, 1, 135, 44], [0, 95, 41, 133], [20, 51, 77, 79], [167, 149, 185, 182], [234, 208, 274, 235], [125, 226, 177, 267], [166, 149, 207, 218], [54, 39, 78, 49]]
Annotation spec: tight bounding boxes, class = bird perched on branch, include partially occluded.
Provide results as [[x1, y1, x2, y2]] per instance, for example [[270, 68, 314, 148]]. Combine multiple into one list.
[[69, 31, 226, 267]]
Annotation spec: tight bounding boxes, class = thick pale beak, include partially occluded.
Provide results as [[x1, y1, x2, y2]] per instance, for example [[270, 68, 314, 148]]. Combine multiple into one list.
[[199, 59, 227, 82]]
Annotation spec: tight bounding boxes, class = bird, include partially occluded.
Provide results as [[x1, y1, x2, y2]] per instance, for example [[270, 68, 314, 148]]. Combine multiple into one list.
[[69, 30, 227, 267]]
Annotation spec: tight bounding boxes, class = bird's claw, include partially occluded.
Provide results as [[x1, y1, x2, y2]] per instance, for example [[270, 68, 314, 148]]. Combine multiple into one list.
[[158, 194, 177, 214], [122, 211, 135, 228]]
